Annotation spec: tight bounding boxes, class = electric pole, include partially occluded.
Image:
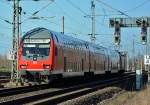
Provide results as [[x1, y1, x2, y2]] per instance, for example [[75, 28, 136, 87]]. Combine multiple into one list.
[[132, 39, 135, 71], [62, 16, 64, 34], [148, 27, 150, 81], [91, 0, 96, 42], [11, 0, 20, 81]]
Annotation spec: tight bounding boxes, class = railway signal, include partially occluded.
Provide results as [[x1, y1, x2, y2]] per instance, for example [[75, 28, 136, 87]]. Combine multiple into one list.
[[114, 35, 120, 45], [141, 20, 147, 45], [114, 21, 121, 45], [141, 33, 147, 44]]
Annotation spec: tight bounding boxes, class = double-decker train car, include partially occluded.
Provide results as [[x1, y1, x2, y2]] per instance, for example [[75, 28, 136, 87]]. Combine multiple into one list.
[[18, 27, 125, 82]]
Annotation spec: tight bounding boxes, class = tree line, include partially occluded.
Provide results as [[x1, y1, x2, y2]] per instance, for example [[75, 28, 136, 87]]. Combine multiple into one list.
[[0, 54, 11, 72]]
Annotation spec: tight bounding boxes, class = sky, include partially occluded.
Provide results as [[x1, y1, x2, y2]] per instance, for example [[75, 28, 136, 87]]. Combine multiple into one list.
[[0, 0, 150, 57]]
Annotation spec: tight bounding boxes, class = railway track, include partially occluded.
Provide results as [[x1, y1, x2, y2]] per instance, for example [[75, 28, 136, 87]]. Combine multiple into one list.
[[0, 72, 11, 83], [0, 72, 134, 96], [0, 75, 10, 88], [0, 78, 10, 84], [0, 83, 50, 97], [0, 72, 10, 76], [0, 73, 135, 105]]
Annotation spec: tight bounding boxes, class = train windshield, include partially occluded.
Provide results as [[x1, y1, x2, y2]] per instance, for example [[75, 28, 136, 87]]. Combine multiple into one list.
[[22, 38, 50, 60]]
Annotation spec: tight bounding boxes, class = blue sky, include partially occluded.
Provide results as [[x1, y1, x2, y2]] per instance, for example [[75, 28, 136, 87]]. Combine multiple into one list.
[[0, 0, 150, 57]]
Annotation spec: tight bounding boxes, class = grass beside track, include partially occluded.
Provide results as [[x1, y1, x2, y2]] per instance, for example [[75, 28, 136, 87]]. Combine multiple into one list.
[[100, 90, 136, 105], [101, 85, 148, 105]]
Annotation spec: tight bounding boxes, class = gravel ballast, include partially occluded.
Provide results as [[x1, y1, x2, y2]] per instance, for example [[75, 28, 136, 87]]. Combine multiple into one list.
[[58, 87, 122, 105]]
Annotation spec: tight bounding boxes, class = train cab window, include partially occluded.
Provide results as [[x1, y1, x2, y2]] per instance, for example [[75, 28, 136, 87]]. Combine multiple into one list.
[[22, 38, 51, 60]]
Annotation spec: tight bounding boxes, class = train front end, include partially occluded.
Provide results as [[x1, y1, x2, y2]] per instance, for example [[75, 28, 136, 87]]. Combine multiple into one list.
[[18, 28, 54, 82]]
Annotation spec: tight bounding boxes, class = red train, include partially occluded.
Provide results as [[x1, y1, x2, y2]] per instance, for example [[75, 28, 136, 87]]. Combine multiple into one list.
[[18, 27, 126, 82]]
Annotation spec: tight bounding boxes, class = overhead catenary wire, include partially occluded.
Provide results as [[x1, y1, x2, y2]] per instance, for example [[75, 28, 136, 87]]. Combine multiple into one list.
[[21, 0, 54, 24], [65, 0, 88, 16], [124, 0, 150, 13], [41, 18, 88, 36], [95, 0, 131, 18], [66, 0, 105, 26], [65, 0, 110, 38], [20, 0, 109, 39], [53, 1, 91, 34], [0, 16, 12, 24], [0, 1, 34, 27], [0, 17, 13, 29], [1, 0, 30, 17], [31, 0, 54, 16]]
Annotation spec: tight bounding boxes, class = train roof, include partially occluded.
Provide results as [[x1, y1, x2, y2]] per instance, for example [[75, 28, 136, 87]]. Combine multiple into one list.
[[22, 27, 51, 39], [50, 29, 108, 54], [22, 27, 119, 55]]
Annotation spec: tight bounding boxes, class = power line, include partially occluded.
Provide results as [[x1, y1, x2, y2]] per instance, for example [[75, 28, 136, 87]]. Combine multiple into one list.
[[38, 17, 76, 32], [95, 0, 131, 17], [124, 0, 150, 12], [42, 18, 87, 35], [54, 1, 91, 33], [31, 0, 54, 16], [65, 0, 88, 16], [65, 0, 107, 30], [1, 0, 29, 17], [21, 0, 54, 24], [65, 0, 111, 41], [0, 16, 12, 25]]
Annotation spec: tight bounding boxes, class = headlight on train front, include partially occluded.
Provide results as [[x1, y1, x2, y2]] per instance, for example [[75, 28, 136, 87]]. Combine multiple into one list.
[[20, 65, 26, 69], [43, 65, 50, 69]]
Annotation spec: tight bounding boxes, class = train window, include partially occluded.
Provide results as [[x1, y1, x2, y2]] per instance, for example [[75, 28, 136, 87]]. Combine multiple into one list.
[[70, 43, 71, 48], [70, 45, 73, 48], [74, 62, 76, 71], [64, 57, 67, 72], [82, 59, 84, 71], [94, 60, 96, 70], [55, 46, 58, 56], [66, 43, 67, 48], [22, 42, 50, 60], [67, 44, 69, 48], [104, 61, 105, 70]]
